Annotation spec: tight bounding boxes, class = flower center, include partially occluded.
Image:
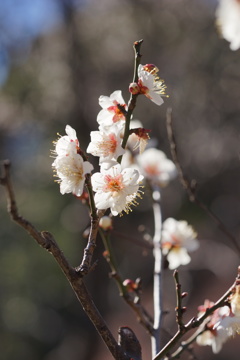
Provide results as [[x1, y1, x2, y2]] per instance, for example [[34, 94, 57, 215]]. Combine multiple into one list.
[[107, 101, 126, 123], [97, 133, 117, 156], [104, 174, 124, 194], [144, 164, 159, 176]]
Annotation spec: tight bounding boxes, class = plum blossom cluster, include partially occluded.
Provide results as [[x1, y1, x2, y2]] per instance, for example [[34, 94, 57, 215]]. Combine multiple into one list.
[[161, 218, 199, 269], [86, 89, 146, 216], [197, 286, 240, 353], [52, 62, 181, 222], [216, 0, 240, 51], [52, 125, 93, 197]]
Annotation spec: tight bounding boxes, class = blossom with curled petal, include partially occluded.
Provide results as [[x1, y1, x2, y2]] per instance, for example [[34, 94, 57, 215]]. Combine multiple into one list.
[[129, 64, 167, 106], [86, 123, 125, 170], [97, 90, 127, 129], [216, 0, 240, 51], [91, 164, 143, 216], [52, 125, 93, 196], [136, 148, 177, 186], [53, 125, 79, 157], [52, 152, 93, 196], [161, 218, 199, 269]]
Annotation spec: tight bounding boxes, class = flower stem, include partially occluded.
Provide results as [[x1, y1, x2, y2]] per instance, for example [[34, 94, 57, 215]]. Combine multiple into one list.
[[121, 39, 143, 151]]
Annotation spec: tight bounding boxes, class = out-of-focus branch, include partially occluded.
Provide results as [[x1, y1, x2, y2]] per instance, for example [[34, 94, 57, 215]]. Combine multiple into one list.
[[0, 160, 127, 360], [112, 230, 153, 250], [151, 187, 164, 356], [153, 266, 240, 360], [166, 108, 240, 256], [99, 228, 154, 335]]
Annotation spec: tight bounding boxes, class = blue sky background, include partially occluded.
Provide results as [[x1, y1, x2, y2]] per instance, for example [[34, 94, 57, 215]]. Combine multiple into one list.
[[0, 0, 88, 85]]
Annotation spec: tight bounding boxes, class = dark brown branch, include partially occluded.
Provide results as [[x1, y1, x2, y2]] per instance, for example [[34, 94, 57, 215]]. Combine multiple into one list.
[[118, 327, 142, 360], [121, 40, 143, 151], [76, 215, 100, 275], [173, 270, 185, 331], [100, 229, 154, 335], [0, 160, 127, 360], [166, 108, 240, 256]]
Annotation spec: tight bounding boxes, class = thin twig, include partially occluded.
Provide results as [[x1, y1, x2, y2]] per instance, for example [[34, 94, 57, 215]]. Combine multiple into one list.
[[121, 39, 143, 151], [0, 160, 127, 360], [166, 327, 205, 359], [99, 228, 154, 335], [173, 270, 185, 331], [166, 108, 240, 256]]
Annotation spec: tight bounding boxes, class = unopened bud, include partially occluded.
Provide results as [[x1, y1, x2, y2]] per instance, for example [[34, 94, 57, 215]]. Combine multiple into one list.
[[181, 292, 188, 298], [129, 82, 140, 95], [123, 279, 138, 292], [99, 216, 112, 230]]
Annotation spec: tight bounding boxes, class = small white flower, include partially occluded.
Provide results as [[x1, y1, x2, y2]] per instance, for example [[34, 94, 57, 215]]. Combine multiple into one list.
[[196, 300, 230, 354], [91, 164, 143, 216], [161, 218, 199, 269], [216, 0, 240, 51], [136, 64, 167, 106], [97, 90, 127, 129], [87, 123, 125, 170], [54, 125, 79, 157], [136, 148, 177, 186], [214, 315, 240, 338], [99, 216, 113, 230], [53, 153, 93, 196], [128, 120, 143, 149]]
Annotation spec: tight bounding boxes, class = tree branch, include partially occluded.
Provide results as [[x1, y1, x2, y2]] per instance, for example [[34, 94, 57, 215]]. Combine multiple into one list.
[[99, 228, 154, 335], [0, 160, 127, 360]]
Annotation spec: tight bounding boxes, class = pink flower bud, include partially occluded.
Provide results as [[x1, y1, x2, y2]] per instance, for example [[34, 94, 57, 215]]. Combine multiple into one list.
[[123, 279, 138, 292], [129, 82, 140, 95], [99, 216, 112, 230]]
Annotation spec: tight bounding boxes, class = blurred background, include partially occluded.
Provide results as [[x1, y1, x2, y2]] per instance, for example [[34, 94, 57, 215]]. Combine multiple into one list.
[[0, 0, 240, 359]]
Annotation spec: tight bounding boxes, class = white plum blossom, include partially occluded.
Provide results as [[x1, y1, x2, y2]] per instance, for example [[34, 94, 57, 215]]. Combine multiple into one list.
[[54, 125, 79, 157], [129, 64, 167, 105], [91, 164, 143, 216], [136, 148, 177, 186], [127, 119, 150, 153], [214, 313, 240, 339], [86, 123, 125, 170], [197, 297, 240, 354], [52, 125, 93, 197], [161, 218, 199, 269], [216, 0, 240, 51], [196, 300, 230, 354], [97, 90, 127, 129]]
